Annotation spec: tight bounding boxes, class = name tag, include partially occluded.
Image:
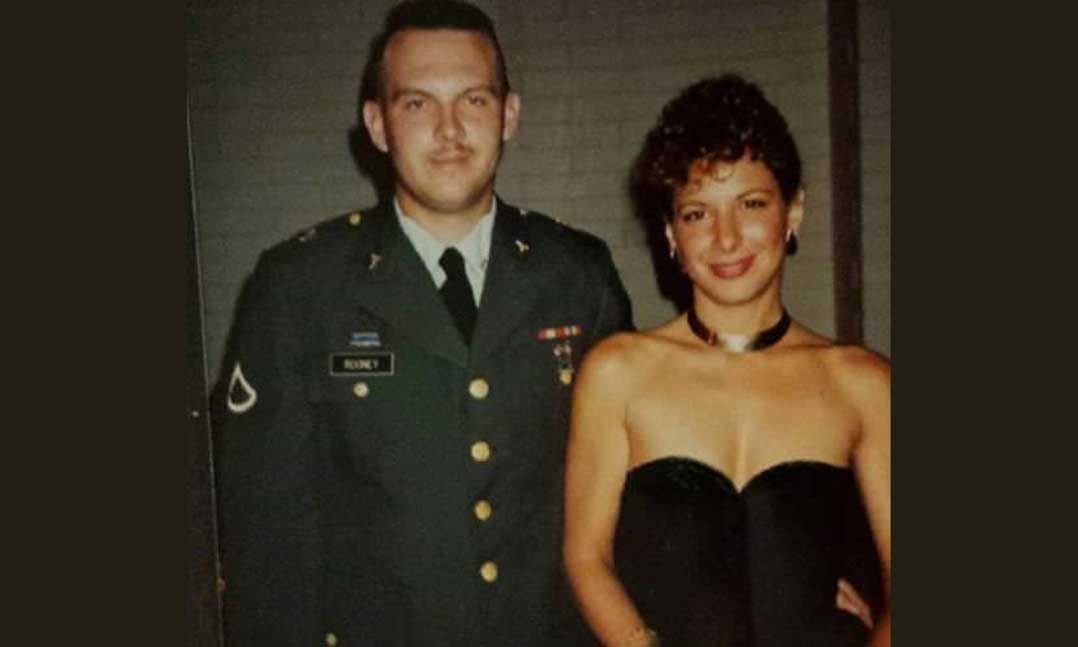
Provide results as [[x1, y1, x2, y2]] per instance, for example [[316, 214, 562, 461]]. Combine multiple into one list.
[[329, 352, 394, 377]]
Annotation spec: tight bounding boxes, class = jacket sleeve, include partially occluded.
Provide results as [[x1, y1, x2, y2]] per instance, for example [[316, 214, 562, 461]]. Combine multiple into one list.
[[212, 253, 323, 646]]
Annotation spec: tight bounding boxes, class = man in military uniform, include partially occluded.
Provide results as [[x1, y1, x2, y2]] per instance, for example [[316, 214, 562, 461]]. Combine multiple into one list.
[[213, 2, 632, 645]]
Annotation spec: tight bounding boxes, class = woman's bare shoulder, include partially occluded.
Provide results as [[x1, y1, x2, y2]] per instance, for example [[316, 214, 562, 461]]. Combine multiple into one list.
[[584, 321, 685, 380], [785, 321, 890, 372], [783, 320, 837, 349], [823, 344, 891, 403], [827, 344, 890, 375], [781, 319, 890, 398], [587, 330, 666, 367]]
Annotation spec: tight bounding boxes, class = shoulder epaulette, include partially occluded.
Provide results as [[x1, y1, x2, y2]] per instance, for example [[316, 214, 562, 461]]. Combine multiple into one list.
[[287, 210, 366, 244]]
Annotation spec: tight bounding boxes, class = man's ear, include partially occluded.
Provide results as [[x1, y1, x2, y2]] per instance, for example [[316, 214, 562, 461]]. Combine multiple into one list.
[[362, 100, 389, 153], [501, 92, 521, 142], [787, 188, 806, 235]]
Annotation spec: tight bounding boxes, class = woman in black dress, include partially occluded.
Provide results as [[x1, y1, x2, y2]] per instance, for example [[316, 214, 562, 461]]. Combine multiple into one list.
[[563, 75, 890, 647]]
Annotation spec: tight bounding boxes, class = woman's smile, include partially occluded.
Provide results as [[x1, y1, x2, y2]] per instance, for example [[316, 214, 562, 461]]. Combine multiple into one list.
[[708, 256, 755, 279]]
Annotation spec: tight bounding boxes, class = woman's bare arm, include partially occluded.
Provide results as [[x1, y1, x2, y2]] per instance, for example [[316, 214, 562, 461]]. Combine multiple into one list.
[[564, 335, 658, 647], [847, 350, 892, 647]]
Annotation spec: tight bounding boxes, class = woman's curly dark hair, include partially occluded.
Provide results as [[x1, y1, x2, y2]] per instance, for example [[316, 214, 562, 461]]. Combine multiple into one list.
[[631, 74, 802, 223]]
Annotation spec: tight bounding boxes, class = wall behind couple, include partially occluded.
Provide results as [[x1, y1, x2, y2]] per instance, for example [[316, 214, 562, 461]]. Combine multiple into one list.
[[187, 0, 891, 388]]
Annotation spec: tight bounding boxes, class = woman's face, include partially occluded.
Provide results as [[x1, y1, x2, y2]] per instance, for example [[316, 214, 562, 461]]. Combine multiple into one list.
[[666, 154, 803, 308]]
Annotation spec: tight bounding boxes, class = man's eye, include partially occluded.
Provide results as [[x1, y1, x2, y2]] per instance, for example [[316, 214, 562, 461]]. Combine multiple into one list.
[[466, 94, 488, 107], [680, 210, 705, 222], [743, 198, 768, 209], [403, 98, 425, 110]]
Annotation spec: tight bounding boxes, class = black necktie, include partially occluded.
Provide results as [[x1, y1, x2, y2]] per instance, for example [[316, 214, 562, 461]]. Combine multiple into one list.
[[439, 247, 477, 344]]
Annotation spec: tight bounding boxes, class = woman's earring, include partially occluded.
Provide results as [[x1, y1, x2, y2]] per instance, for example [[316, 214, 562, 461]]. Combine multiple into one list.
[[669, 244, 679, 263], [785, 230, 798, 256]]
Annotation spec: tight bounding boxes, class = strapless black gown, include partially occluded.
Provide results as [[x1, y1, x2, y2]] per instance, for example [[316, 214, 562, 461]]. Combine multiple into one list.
[[613, 457, 882, 647]]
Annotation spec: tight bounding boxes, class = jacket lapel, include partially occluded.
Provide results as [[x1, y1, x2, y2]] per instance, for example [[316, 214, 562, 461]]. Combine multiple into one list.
[[471, 199, 559, 363], [345, 203, 469, 368]]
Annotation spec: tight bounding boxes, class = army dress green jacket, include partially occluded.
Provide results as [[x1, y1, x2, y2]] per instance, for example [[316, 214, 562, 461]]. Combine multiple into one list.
[[214, 198, 633, 646]]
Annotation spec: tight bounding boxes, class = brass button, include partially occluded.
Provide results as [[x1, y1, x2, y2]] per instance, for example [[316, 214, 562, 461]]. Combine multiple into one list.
[[470, 441, 491, 462], [468, 378, 489, 399], [473, 499, 492, 521], [348, 212, 362, 226], [479, 560, 498, 583], [353, 382, 370, 398], [325, 632, 338, 646]]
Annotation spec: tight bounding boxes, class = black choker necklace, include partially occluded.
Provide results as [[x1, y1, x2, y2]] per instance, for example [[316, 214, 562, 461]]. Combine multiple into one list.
[[687, 307, 791, 352]]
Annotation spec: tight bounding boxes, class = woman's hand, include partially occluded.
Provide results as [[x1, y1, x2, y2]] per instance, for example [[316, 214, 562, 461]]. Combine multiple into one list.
[[836, 578, 874, 629]]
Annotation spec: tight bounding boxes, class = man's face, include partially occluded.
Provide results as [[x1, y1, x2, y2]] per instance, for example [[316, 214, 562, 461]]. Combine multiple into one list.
[[363, 29, 521, 220]]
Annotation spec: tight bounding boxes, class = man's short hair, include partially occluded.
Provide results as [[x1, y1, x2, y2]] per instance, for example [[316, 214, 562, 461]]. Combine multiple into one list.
[[369, 0, 511, 99]]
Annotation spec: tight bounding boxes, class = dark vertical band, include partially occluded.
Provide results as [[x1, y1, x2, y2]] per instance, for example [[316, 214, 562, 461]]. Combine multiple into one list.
[[828, 0, 865, 344]]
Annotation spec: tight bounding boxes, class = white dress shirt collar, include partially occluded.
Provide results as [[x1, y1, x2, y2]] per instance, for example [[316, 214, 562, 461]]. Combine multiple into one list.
[[393, 197, 496, 304]]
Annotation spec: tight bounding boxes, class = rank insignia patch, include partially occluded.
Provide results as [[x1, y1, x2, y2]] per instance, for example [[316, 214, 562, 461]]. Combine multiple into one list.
[[227, 362, 258, 414]]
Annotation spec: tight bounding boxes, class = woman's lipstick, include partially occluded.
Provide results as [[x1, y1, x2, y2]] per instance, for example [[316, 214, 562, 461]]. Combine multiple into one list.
[[708, 255, 754, 279]]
